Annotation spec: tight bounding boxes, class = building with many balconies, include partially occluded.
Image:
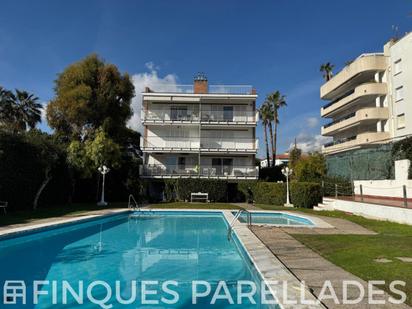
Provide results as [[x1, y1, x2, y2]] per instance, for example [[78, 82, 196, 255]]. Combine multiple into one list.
[[320, 32, 412, 156], [140, 73, 259, 179]]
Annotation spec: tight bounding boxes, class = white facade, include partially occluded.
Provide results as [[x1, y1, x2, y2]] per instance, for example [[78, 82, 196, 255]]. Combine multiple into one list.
[[140, 77, 259, 179], [320, 32, 412, 154]]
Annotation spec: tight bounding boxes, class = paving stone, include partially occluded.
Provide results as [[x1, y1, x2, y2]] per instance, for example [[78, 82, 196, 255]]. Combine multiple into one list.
[[374, 258, 393, 263], [396, 257, 412, 263]]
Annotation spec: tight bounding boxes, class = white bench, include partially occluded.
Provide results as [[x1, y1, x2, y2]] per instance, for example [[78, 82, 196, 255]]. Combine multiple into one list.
[[190, 192, 209, 203], [0, 201, 7, 214]]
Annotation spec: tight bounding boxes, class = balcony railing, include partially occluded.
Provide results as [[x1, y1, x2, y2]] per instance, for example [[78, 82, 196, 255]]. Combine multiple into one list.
[[142, 109, 257, 123], [144, 84, 254, 95], [323, 112, 356, 129], [141, 164, 258, 178], [143, 137, 258, 151], [324, 136, 357, 148]]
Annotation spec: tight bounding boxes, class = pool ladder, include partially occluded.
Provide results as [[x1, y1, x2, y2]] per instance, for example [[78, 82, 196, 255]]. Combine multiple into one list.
[[128, 194, 140, 210], [227, 209, 251, 241]]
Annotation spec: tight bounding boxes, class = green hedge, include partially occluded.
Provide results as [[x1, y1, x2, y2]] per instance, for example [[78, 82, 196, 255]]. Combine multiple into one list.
[[290, 182, 322, 208], [253, 182, 286, 205], [249, 181, 321, 208], [164, 179, 228, 202]]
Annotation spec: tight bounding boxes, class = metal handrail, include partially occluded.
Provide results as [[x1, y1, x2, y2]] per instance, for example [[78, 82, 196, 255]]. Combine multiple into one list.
[[227, 209, 252, 240], [128, 194, 139, 210]]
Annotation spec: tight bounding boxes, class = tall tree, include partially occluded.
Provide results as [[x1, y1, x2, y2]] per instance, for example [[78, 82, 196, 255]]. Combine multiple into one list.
[[259, 103, 272, 166], [320, 62, 335, 82], [0, 87, 42, 132], [46, 54, 135, 141], [289, 138, 302, 170], [266, 91, 287, 167]]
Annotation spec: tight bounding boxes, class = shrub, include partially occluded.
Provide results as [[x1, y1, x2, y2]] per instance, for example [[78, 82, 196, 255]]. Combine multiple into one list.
[[290, 182, 322, 208], [294, 153, 327, 182], [392, 137, 412, 178], [162, 179, 228, 202], [253, 182, 286, 205], [321, 176, 352, 197]]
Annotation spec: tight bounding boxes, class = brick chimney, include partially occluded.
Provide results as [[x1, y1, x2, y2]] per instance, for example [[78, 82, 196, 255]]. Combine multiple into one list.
[[193, 72, 208, 94]]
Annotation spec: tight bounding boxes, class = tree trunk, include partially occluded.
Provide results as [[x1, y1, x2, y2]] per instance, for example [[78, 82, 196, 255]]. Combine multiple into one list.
[[263, 123, 270, 166], [268, 121, 275, 167], [33, 168, 52, 210], [273, 116, 278, 168]]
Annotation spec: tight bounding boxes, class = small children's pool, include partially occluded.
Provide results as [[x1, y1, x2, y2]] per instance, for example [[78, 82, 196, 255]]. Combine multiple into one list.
[[235, 212, 315, 226]]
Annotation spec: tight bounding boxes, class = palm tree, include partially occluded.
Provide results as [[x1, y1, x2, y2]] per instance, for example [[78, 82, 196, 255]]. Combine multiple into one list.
[[0, 88, 42, 132], [266, 91, 287, 167], [259, 103, 272, 166], [320, 62, 335, 81], [0, 86, 15, 127], [13, 90, 42, 131]]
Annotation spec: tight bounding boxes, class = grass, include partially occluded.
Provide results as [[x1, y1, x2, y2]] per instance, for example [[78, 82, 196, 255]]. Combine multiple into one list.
[[149, 202, 241, 210], [256, 204, 412, 305]]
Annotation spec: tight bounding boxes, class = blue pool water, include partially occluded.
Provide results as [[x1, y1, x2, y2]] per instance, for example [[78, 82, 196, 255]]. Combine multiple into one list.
[[0, 211, 277, 308], [236, 212, 314, 226]]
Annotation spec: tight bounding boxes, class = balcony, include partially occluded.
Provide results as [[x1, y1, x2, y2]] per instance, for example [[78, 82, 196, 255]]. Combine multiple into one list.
[[321, 82, 387, 117], [320, 54, 387, 100], [144, 84, 255, 95], [140, 164, 259, 179], [142, 108, 258, 125], [142, 137, 258, 154], [322, 131, 390, 154], [321, 107, 389, 136]]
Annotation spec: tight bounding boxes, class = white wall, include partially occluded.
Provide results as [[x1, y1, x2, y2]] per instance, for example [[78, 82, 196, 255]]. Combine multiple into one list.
[[332, 199, 412, 225], [389, 32, 412, 138], [353, 160, 411, 198]]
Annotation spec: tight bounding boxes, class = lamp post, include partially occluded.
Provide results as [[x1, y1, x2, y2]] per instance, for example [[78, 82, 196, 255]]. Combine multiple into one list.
[[97, 165, 110, 206], [282, 166, 293, 207]]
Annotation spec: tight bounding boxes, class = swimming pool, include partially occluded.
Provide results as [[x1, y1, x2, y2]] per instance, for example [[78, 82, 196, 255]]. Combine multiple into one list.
[[0, 211, 277, 308], [236, 211, 315, 226]]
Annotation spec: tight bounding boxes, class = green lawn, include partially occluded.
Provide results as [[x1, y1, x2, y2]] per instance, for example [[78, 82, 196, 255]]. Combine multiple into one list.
[[149, 202, 241, 209], [257, 204, 412, 305]]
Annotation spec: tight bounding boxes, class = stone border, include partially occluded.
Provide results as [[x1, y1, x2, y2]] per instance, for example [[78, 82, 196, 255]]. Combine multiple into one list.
[[0, 209, 129, 238], [236, 210, 334, 229], [222, 211, 325, 309]]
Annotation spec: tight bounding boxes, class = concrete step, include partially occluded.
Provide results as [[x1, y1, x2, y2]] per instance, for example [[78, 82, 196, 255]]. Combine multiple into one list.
[[323, 197, 336, 203], [314, 203, 334, 211]]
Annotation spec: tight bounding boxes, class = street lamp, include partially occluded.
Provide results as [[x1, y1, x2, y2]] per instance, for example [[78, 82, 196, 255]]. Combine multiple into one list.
[[97, 165, 110, 206], [282, 166, 293, 207]]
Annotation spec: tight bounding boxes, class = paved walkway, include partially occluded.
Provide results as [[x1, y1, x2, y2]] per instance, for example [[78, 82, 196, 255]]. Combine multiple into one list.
[[0, 208, 128, 236], [251, 225, 410, 308], [338, 196, 411, 209]]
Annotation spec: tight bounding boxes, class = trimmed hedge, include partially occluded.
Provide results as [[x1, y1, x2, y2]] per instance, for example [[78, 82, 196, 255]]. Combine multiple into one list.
[[164, 179, 228, 202], [290, 182, 322, 208], [249, 181, 321, 208], [253, 182, 286, 205]]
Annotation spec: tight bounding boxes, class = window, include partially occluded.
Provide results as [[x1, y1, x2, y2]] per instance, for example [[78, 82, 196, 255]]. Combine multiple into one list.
[[395, 86, 404, 101], [223, 106, 234, 121], [170, 106, 188, 120], [397, 114, 405, 129], [394, 59, 402, 75]]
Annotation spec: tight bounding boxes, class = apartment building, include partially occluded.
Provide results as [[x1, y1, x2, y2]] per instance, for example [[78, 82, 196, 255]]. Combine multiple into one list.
[[140, 74, 259, 179], [320, 32, 412, 155]]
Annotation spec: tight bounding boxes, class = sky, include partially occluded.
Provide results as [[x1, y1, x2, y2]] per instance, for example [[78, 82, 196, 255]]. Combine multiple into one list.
[[1, 0, 411, 158]]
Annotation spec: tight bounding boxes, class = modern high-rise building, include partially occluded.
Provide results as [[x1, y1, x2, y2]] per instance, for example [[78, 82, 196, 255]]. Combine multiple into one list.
[[320, 32, 412, 155], [140, 74, 259, 179]]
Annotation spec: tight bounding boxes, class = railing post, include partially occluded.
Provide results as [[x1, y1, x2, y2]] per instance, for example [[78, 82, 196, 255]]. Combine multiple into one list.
[[403, 185, 408, 208], [335, 184, 338, 198], [360, 184, 363, 202]]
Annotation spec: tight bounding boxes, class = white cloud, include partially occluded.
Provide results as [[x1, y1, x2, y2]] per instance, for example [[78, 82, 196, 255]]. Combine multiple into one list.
[[127, 65, 179, 133], [305, 116, 319, 128], [290, 132, 332, 153]]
